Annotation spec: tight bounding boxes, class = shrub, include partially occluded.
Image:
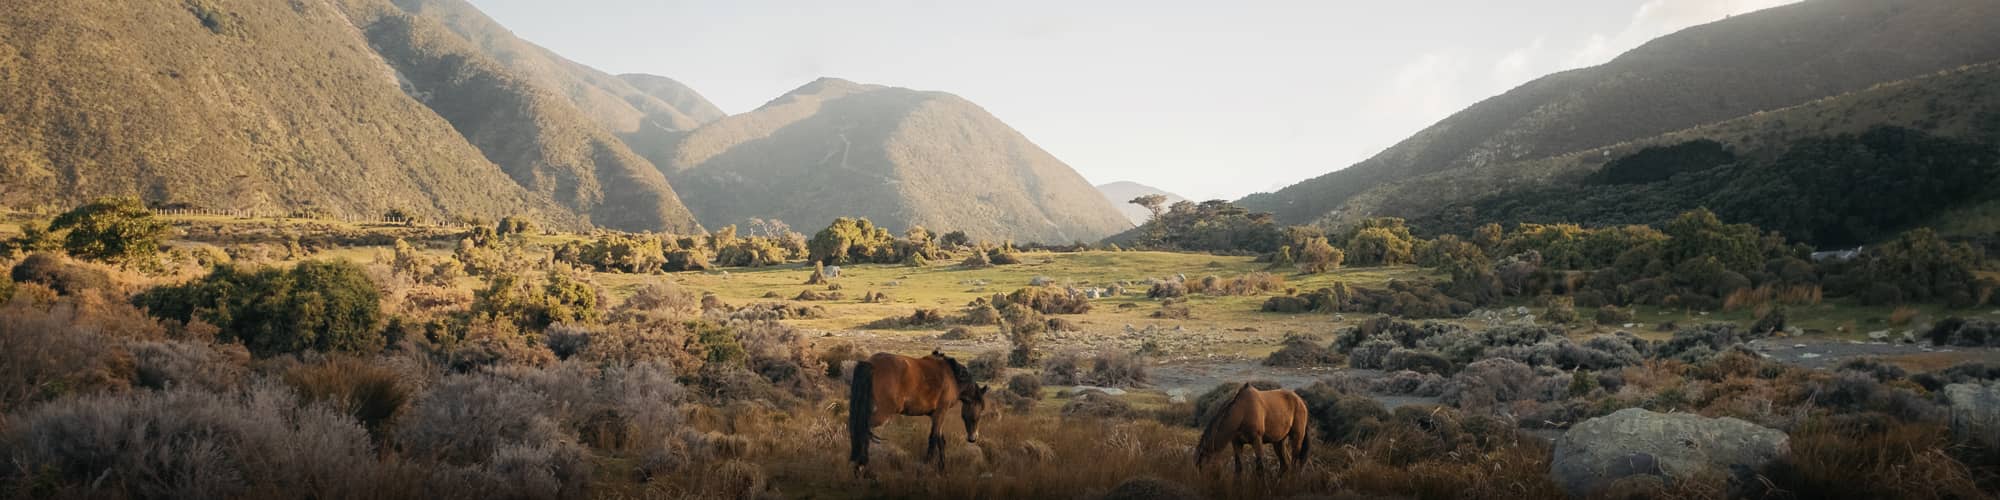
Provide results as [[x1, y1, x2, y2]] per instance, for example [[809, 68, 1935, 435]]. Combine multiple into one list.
[[129, 340, 247, 392], [0, 385, 385, 499], [994, 286, 1092, 315], [1083, 352, 1149, 387], [1369, 370, 1448, 397], [1263, 335, 1344, 367], [1383, 348, 1452, 375], [1441, 358, 1569, 412], [1151, 302, 1192, 320], [283, 356, 412, 437], [1003, 304, 1046, 367], [48, 196, 170, 265], [1348, 338, 1397, 370], [1006, 373, 1044, 399], [397, 373, 591, 499], [0, 298, 141, 407], [1541, 296, 1579, 324], [1060, 389, 1134, 419], [10, 253, 114, 296], [1924, 317, 2000, 347], [1594, 305, 1634, 324], [1146, 279, 1187, 299], [968, 351, 1005, 382], [137, 260, 384, 357], [1298, 236, 1344, 273], [1295, 381, 1391, 444]]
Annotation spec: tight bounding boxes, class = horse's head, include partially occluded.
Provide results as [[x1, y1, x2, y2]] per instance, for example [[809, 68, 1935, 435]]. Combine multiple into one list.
[[959, 384, 990, 443]]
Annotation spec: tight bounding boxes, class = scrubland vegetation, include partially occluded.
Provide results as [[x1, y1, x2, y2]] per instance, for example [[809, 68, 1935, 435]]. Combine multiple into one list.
[[1, 195, 1998, 499]]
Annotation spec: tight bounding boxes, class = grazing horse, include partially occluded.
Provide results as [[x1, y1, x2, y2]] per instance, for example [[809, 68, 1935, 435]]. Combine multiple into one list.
[[1195, 384, 1311, 477], [848, 350, 990, 475]]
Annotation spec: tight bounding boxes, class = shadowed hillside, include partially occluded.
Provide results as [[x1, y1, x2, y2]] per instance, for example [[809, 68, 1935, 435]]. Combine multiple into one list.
[[1385, 61, 2000, 243], [1241, 0, 2000, 226], [338, 0, 702, 233], [661, 78, 1133, 243], [0, 0, 572, 225]]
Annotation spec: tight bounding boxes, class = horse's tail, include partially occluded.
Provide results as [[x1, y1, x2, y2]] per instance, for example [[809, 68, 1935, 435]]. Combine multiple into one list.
[[848, 360, 875, 467], [1297, 414, 1312, 463]]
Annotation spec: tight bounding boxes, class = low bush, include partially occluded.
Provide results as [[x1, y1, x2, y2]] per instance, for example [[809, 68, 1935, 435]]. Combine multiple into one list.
[[1262, 335, 1344, 367], [0, 385, 385, 499], [1295, 381, 1391, 444], [136, 260, 384, 357], [1060, 389, 1134, 419], [10, 253, 113, 296], [283, 356, 412, 437], [1924, 317, 2000, 347], [130, 340, 247, 392], [1384, 348, 1453, 375]]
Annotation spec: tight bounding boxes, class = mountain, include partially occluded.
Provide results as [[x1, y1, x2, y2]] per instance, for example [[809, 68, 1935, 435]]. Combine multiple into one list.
[[1241, 0, 2000, 227], [0, 0, 572, 226], [337, 0, 702, 232], [659, 78, 1133, 243], [619, 73, 727, 125], [0, 0, 713, 232], [1389, 61, 2000, 243], [1096, 181, 1187, 225]]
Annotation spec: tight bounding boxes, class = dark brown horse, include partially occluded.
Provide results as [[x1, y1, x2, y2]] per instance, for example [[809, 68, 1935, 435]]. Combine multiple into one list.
[[1195, 384, 1310, 477], [848, 350, 990, 474]]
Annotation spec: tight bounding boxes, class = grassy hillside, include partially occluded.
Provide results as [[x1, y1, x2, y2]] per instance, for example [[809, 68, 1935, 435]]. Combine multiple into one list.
[[1241, 0, 2000, 226], [1355, 61, 2000, 241], [338, 0, 702, 233], [0, 0, 573, 225], [662, 78, 1133, 243]]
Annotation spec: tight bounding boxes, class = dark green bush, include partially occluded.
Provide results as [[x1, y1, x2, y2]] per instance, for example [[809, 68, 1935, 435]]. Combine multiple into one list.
[[137, 260, 383, 356]]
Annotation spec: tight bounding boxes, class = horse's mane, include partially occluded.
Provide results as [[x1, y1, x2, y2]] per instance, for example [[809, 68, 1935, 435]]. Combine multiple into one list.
[[1195, 384, 1255, 458], [934, 351, 976, 387]]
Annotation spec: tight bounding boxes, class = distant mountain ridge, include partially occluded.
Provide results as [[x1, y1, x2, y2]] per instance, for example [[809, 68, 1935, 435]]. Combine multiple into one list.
[[1241, 0, 2000, 228], [660, 77, 1133, 243], [1096, 182, 1187, 225]]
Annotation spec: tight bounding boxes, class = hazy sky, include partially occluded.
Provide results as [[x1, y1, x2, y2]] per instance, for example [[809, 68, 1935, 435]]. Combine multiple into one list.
[[469, 0, 1799, 202]]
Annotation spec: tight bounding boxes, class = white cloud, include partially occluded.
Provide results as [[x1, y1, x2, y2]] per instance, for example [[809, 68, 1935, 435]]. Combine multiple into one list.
[[1562, 0, 1802, 70], [1492, 36, 1547, 89]]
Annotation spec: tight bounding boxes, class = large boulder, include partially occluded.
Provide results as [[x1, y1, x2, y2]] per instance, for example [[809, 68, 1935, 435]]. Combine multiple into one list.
[[1944, 382, 2000, 448], [1550, 408, 1789, 497]]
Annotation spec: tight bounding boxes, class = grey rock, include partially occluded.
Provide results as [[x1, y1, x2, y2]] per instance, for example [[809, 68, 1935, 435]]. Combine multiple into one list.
[[1945, 383, 2000, 449], [1551, 408, 1789, 497]]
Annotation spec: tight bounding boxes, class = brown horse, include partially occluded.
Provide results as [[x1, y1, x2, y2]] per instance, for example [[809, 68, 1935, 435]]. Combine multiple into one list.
[[1195, 384, 1310, 477], [848, 350, 990, 474]]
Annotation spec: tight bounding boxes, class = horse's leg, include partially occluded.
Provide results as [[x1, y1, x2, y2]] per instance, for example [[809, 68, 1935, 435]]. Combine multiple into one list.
[[1272, 439, 1290, 476], [1251, 437, 1267, 477], [1232, 443, 1244, 478], [927, 413, 947, 473]]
